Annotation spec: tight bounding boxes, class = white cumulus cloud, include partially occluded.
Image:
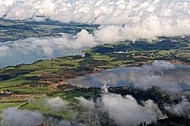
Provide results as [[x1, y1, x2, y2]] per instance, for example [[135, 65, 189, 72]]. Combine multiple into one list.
[[0, 0, 190, 40]]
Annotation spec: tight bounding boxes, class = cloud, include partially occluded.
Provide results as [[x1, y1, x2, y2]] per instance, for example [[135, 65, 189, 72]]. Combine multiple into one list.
[[72, 29, 96, 49], [145, 60, 176, 71], [0, 46, 10, 57], [47, 118, 72, 126], [12, 30, 95, 56], [0, 29, 95, 68], [0, 107, 44, 126], [75, 93, 166, 126], [136, 75, 162, 90], [136, 75, 184, 93], [164, 98, 190, 118], [0, 107, 74, 126], [0, 0, 190, 40], [45, 97, 67, 111], [94, 25, 125, 44], [76, 97, 95, 110], [69, 61, 190, 93], [101, 94, 165, 126]]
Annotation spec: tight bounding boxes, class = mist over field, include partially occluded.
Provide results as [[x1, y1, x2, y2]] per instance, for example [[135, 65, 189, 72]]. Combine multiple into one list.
[[1, 0, 190, 67], [69, 60, 190, 94]]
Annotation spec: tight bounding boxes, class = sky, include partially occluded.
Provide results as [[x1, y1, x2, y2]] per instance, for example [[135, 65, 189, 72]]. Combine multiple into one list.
[[0, 0, 190, 67]]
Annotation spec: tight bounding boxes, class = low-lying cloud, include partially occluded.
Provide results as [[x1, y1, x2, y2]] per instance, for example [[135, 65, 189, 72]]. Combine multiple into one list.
[[165, 98, 190, 118], [76, 97, 95, 110], [69, 60, 190, 94], [0, 97, 72, 126], [0, 107, 44, 126], [74, 93, 166, 126], [0, 107, 73, 126], [0, 30, 96, 68], [45, 97, 67, 111], [1, 93, 190, 126], [101, 94, 165, 126]]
